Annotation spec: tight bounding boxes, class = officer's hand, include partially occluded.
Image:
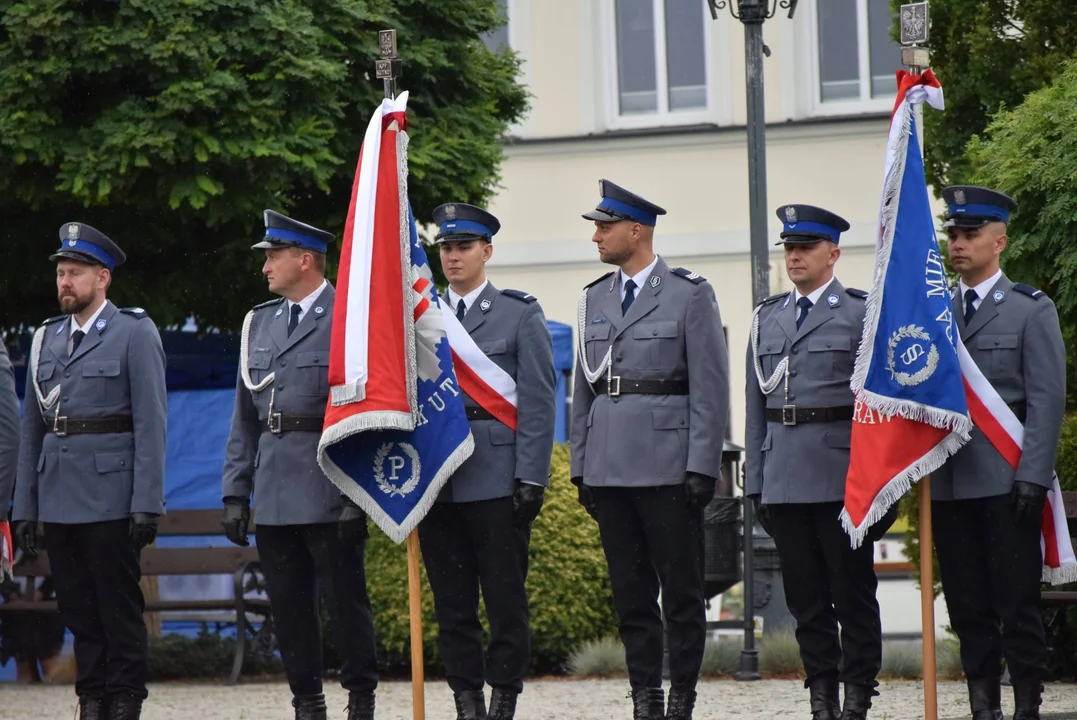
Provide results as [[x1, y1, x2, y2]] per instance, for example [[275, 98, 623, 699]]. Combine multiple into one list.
[[571, 477, 598, 521], [1011, 481, 1048, 525], [685, 472, 717, 512], [512, 481, 546, 529], [13, 521, 37, 560], [130, 513, 158, 551], [866, 503, 900, 543], [338, 496, 369, 544], [222, 497, 251, 547], [748, 494, 774, 536]]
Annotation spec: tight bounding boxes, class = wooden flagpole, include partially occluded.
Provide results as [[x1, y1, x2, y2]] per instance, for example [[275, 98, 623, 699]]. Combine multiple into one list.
[[375, 28, 425, 720], [407, 530, 426, 720], [919, 478, 938, 720]]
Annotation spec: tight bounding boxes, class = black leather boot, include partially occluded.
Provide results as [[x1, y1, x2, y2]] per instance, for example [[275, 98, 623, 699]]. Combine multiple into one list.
[[839, 684, 875, 720], [968, 677, 1004, 720], [808, 676, 841, 720], [1012, 679, 1043, 720], [488, 688, 518, 720], [108, 694, 143, 720], [454, 689, 488, 720], [292, 693, 328, 720], [666, 686, 697, 720], [345, 691, 375, 720], [78, 695, 107, 720], [629, 687, 665, 720]]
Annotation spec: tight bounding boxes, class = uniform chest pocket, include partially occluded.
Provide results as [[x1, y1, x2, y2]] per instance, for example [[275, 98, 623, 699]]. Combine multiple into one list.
[[585, 324, 611, 370], [805, 335, 851, 380], [81, 359, 123, 407], [247, 352, 272, 385], [37, 361, 56, 393], [977, 333, 1019, 379], [295, 351, 330, 397], [632, 320, 680, 368], [757, 339, 785, 378], [480, 339, 507, 356]]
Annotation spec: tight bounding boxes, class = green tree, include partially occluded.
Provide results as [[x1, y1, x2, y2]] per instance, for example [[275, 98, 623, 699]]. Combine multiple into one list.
[[0, 0, 526, 331], [893, 0, 1077, 192]]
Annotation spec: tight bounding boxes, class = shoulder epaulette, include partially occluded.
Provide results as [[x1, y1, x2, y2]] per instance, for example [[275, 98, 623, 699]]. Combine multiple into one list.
[[41, 315, 66, 326], [1012, 283, 1046, 300], [119, 307, 149, 318], [845, 288, 868, 299], [500, 288, 537, 303], [672, 267, 705, 284], [756, 292, 789, 307], [253, 298, 285, 311], [584, 271, 615, 289]]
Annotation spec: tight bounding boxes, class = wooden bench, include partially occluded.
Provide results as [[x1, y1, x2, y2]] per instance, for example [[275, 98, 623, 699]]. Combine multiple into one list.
[[0, 509, 273, 685], [1041, 490, 1077, 678]]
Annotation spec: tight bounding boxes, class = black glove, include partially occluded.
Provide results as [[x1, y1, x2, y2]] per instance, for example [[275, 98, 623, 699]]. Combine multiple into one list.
[[1012, 481, 1048, 526], [571, 476, 598, 521], [222, 497, 251, 547], [338, 496, 369, 544], [866, 503, 900, 543], [13, 521, 37, 560], [130, 513, 158, 551], [748, 494, 773, 536], [685, 472, 717, 512], [512, 481, 545, 528]]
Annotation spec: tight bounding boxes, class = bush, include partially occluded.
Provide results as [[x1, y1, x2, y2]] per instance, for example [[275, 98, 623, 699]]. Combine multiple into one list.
[[566, 637, 626, 678], [147, 626, 282, 681], [758, 630, 804, 677], [880, 642, 923, 680], [699, 637, 741, 677], [936, 636, 964, 681]]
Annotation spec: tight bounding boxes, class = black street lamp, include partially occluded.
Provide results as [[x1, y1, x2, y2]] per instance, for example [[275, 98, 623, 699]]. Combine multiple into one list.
[[706, 0, 800, 683]]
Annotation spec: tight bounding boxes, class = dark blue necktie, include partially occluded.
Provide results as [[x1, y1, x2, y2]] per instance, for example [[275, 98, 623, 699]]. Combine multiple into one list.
[[287, 304, 302, 336], [70, 329, 85, 356], [622, 279, 637, 316], [795, 297, 813, 330], [456, 299, 467, 322], [964, 288, 978, 324]]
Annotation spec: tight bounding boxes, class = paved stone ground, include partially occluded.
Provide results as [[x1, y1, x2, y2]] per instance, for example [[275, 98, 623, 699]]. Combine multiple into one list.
[[2, 679, 1075, 719]]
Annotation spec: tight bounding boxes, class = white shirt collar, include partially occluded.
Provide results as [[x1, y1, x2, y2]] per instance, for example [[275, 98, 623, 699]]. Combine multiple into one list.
[[620, 255, 660, 300], [70, 300, 109, 336], [958, 269, 1003, 308], [794, 276, 837, 308], [287, 279, 328, 321], [448, 279, 490, 314]]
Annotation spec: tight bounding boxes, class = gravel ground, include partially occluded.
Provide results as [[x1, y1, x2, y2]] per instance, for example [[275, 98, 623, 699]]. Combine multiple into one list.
[[3, 679, 1076, 719]]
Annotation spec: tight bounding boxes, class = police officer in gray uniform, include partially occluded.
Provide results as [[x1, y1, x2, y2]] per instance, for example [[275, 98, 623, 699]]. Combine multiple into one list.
[[933, 187, 1064, 720], [0, 340, 19, 521], [221, 211, 378, 720], [12, 223, 166, 720], [744, 205, 895, 720], [418, 203, 556, 720], [570, 181, 729, 720]]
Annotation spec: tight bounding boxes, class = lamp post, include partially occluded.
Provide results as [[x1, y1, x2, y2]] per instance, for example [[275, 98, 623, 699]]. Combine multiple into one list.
[[706, 0, 799, 682]]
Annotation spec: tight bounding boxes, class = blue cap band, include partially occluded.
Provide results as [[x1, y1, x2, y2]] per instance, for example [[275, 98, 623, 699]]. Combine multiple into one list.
[[439, 220, 493, 238], [947, 203, 1010, 223], [597, 197, 658, 226], [59, 240, 116, 269], [265, 227, 328, 252], [782, 221, 840, 243]]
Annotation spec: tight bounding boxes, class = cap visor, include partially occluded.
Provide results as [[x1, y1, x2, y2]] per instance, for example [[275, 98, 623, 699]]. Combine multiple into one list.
[[251, 239, 295, 250], [582, 209, 622, 223], [775, 234, 831, 246], [435, 233, 489, 245], [942, 216, 991, 229], [50, 250, 104, 265]]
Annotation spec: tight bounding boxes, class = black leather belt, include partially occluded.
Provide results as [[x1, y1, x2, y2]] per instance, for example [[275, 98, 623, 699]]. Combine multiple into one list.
[[592, 377, 689, 397], [765, 405, 854, 426], [49, 416, 134, 437], [265, 414, 324, 434], [466, 406, 496, 421]]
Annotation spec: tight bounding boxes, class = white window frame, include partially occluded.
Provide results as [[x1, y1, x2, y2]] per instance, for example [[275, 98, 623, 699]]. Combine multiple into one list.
[[800, 0, 898, 117], [600, 0, 717, 131], [482, 0, 514, 53]]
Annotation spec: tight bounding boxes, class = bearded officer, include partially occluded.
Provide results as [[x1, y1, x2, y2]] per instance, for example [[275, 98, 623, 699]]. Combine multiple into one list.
[[933, 187, 1064, 720], [12, 224, 166, 720], [570, 180, 729, 720], [418, 203, 556, 720], [744, 205, 895, 720], [221, 211, 378, 720]]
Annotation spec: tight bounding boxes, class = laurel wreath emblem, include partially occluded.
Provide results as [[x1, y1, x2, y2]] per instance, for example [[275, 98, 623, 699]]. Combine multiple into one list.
[[373, 442, 422, 497], [886, 324, 939, 387]]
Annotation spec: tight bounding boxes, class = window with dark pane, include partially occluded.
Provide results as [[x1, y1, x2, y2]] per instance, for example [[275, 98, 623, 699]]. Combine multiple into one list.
[[482, 0, 510, 52], [868, 0, 901, 97], [817, 0, 859, 102], [665, 0, 706, 111], [616, 0, 658, 114]]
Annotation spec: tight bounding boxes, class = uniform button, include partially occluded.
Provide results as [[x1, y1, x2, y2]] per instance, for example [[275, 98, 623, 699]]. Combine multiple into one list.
[[280, 360, 287, 367], [63, 396, 69, 402], [791, 347, 799, 355], [652, 329, 658, 336], [98, 368, 105, 374], [277, 385, 284, 391], [120, 460, 126, 467], [826, 342, 833, 348], [615, 356, 623, 362], [994, 340, 1000, 346], [789, 371, 798, 377], [788, 393, 796, 400], [313, 357, 319, 363], [679, 420, 685, 426], [61, 447, 68, 453], [64, 371, 71, 378]]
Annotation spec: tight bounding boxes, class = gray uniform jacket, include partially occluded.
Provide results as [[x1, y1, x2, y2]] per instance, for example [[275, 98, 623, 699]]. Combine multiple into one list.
[[744, 280, 866, 505], [13, 302, 167, 524], [933, 275, 1066, 501], [440, 283, 557, 504], [0, 342, 20, 512], [222, 283, 343, 525], [570, 257, 729, 487]]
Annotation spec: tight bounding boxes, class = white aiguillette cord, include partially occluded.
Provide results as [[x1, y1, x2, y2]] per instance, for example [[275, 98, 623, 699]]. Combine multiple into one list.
[[239, 309, 276, 392], [751, 302, 788, 396], [576, 290, 612, 395]]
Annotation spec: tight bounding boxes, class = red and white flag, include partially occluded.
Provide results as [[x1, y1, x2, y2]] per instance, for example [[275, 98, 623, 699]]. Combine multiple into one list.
[[0, 521, 11, 581]]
